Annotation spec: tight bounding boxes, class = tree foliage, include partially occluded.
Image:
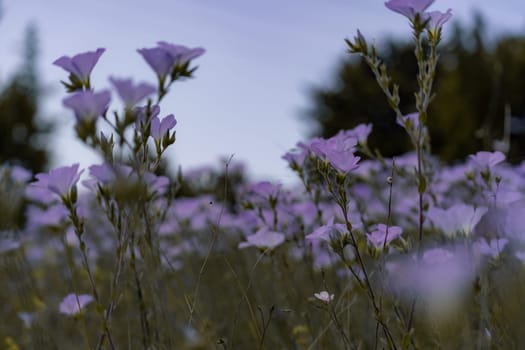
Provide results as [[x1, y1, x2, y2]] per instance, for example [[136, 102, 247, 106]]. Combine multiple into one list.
[[0, 23, 51, 173], [307, 15, 525, 163]]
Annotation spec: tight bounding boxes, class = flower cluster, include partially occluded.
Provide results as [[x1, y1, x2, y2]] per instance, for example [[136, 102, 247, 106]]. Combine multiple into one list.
[[138, 41, 205, 98], [385, 0, 452, 35]]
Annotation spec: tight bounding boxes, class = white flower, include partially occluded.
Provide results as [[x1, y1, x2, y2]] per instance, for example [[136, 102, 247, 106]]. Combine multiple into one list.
[[314, 290, 334, 303]]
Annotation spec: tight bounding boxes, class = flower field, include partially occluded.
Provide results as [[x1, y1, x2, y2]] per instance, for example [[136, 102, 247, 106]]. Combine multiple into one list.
[[2, 1, 525, 349]]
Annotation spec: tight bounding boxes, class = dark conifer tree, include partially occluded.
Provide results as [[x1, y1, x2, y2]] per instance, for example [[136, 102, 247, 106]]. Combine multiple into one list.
[[0, 23, 51, 173]]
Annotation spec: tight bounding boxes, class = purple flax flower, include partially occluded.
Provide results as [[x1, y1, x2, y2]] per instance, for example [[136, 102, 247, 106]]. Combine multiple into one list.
[[5, 165, 32, 183], [137, 47, 174, 79], [221, 210, 259, 235], [134, 104, 161, 130], [238, 229, 285, 250], [82, 163, 133, 191], [172, 197, 205, 220], [28, 164, 83, 200], [249, 181, 282, 201], [59, 293, 94, 315], [138, 42, 204, 80], [109, 77, 156, 108], [346, 123, 373, 145], [397, 112, 426, 139], [427, 203, 487, 237], [144, 172, 170, 196], [157, 41, 205, 66], [53, 48, 105, 84], [385, 0, 434, 20], [469, 151, 506, 170], [424, 9, 453, 32], [474, 238, 508, 259], [282, 147, 308, 169], [150, 114, 177, 140], [388, 246, 476, 320], [310, 131, 357, 159], [63, 90, 111, 122], [309, 131, 360, 174], [306, 217, 347, 242], [282, 141, 312, 169], [499, 202, 525, 241], [292, 202, 318, 226], [26, 204, 69, 230], [328, 152, 361, 174], [313, 246, 336, 269], [422, 247, 454, 264], [367, 224, 403, 248]]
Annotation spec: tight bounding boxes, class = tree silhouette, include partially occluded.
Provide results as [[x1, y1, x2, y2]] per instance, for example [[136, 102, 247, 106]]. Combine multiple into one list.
[[0, 23, 51, 173], [306, 15, 525, 163]]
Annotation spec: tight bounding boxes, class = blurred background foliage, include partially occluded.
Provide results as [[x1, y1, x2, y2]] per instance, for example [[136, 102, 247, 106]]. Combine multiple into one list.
[[0, 2, 51, 174], [306, 14, 525, 163], [0, 2, 52, 230]]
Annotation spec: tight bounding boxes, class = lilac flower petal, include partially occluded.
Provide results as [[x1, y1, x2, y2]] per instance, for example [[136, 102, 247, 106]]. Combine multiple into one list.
[[88, 163, 117, 184], [367, 224, 403, 248], [25, 186, 59, 205], [308, 130, 360, 174], [134, 104, 161, 130], [422, 247, 453, 264], [29, 164, 83, 199], [87, 163, 133, 185], [328, 152, 361, 174], [63, 90, 111, 122], [469, 151, 506, 170], [26, 204, 69, 228], [385, 0, 435, 20], [309, 132, 357, 159], [427, 204, 487, 236], [144, 172, 170, 195], [474, 238, 508, 258], [306, 220, 347, 242], [109, 77, 156, 107], [388, 246, 476, 319], [160, 114, 177, 132], [137, 47, 174, 78], [150, 114, 177, 140], [18, 312, 34, 327], [59, 293, 94, 315], [282, 147, 307, 168], [239, 229, 285, 250], [348, 123, 373, 144], [424, 9, 453, 31], [157, 41, 205, 64], [10, 166, 32, 182], [249, 181, 281, 201], [53, 48, 105, 82]]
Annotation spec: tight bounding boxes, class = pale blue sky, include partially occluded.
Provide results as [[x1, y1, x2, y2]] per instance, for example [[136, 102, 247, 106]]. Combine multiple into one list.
[[1, 0, 524, 183]]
